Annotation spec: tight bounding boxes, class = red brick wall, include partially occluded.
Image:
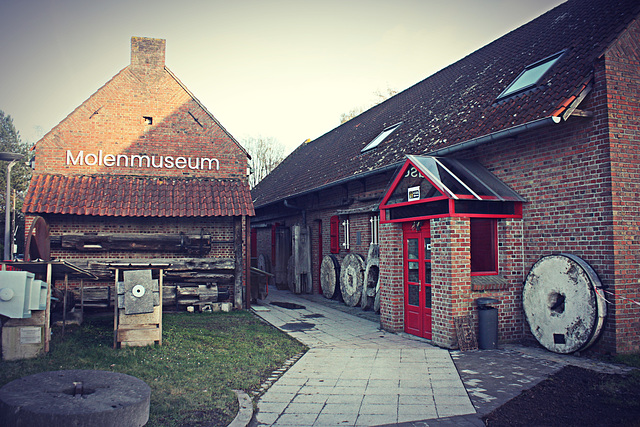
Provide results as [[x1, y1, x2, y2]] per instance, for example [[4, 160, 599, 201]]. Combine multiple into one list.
[[34, 38, 247, 182], [604, 18, 640, 354], [494, 218, 525, 341], [379, 221, 403, 332], [431, 217, 471, 348]]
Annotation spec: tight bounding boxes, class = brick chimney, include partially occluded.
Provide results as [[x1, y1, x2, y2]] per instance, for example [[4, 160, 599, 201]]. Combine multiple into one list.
[[130, 36, 166, 72]]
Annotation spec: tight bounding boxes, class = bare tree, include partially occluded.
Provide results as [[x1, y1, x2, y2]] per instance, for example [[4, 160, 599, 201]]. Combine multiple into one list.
[[340, 87, 398, 124], [243, 136, 286, 189]]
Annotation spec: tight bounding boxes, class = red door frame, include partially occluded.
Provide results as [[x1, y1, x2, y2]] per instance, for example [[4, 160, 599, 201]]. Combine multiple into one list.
[[403, 222, 432, 339]]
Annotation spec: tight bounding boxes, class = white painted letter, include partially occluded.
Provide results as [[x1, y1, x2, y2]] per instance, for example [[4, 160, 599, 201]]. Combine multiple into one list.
[[131, 155, 151, 168], [103, 154, 116, 167], [85, 152, 98, 166], [66, 150, 83, 165], [200, 158, 219, 170], [164, 156, 174, 169], [175, 157, 187, 169], [188, 157, 200, 170]]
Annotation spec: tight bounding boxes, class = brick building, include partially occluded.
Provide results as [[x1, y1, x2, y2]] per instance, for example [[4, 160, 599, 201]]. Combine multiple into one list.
[[23, 37, 254, 308], [252, 0, 640, 354]]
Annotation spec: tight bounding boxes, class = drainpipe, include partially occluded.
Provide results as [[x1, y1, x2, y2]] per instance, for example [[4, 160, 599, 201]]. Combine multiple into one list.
[[284, 199, 306, 226], [429, 116, 562, 156]]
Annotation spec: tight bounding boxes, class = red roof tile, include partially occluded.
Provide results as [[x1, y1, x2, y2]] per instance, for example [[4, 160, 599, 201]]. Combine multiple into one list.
[[23, 174, 254, 218]]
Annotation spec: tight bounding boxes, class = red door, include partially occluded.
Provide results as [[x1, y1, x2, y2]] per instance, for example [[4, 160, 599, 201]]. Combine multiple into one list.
[[403, 223, 432, 339]]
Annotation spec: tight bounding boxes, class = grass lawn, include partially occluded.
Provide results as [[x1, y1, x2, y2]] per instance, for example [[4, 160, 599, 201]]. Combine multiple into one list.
[[0, 310, 307, 426]]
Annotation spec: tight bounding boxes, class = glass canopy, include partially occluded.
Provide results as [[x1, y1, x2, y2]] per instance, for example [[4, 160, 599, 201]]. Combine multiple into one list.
[[380, 155, 525, 222]]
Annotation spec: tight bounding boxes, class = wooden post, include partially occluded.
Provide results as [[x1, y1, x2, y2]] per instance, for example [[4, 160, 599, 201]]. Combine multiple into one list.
[[62, 273, 68, 336], [44, 263, 52, 353], [158, 269, 163, 346], [80, 279, 84, 323], [113, 268, 119, 349], [246, 215, 252, 309], [234, 217, 243, 309]]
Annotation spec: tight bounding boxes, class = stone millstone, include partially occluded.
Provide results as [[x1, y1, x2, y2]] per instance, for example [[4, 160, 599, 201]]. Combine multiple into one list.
[[0, 370, 151, 427], [320, 254, 341, 300], [339, 253, 365, 307], [523, 254, 606, 354]]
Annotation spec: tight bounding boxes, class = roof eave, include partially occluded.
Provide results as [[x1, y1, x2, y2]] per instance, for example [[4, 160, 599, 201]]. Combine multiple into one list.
[[428, 115, 562, 157]]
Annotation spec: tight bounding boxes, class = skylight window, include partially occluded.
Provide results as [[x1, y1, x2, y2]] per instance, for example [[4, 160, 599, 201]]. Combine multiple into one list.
[[361, 122, 402, 153], [498, 50, 565, 99]]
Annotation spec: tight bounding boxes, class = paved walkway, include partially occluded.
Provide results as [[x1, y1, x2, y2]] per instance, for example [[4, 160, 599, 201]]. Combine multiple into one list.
[[250, 289, 475, 426], [248, 288, 633, 427]]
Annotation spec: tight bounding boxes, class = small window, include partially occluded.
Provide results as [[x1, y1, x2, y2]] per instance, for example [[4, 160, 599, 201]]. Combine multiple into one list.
[[361, 122, 402, 153], [143, 116, 153, 125], [470, 218, 497, 275], [498, 51, 565, 99]]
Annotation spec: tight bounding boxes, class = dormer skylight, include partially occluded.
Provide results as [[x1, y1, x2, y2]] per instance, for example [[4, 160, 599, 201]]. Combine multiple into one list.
[[361, 122, 402, 153], [498, 50, 565, 99]]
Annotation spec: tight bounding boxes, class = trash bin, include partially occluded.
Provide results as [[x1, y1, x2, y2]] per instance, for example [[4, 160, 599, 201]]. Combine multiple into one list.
[[477, 297, 500, 349]]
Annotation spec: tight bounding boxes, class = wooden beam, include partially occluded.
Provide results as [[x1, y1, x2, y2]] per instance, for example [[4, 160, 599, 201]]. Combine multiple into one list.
[[55, 233, 213, 253]]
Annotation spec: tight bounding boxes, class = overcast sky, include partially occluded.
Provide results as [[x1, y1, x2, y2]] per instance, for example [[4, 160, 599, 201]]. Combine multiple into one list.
[[1, 0, 565, 154]]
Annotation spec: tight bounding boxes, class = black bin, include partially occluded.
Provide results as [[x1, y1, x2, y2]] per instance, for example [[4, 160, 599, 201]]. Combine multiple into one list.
[[476, 297, 500, 349]]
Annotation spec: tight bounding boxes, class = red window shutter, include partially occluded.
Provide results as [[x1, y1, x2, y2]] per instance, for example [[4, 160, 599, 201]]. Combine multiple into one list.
[[330, 216, 339, 254]]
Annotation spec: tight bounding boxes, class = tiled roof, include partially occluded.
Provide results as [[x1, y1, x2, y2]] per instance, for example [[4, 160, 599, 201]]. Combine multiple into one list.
[[252, 0, 640, 208], [23, 174, 254, 217]]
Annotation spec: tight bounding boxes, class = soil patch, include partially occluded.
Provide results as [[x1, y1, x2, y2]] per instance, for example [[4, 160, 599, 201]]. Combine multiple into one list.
[[484, 365, 640, 426]]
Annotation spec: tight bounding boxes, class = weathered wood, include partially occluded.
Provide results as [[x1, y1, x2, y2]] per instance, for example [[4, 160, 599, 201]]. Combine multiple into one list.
[[287, 255, 295, 293], [274, 227, 291, 289], [291, 225, 312, 294], [198, 284, 219, 302], [74, 282, 228, 309], [73, 258, 235, 281], [454, 315, 478, 351], [177, 286, 199, 297], [163, 272, 233, 283], [117, 326, 161, 347], [320, 254, 341, 299], [257, 254, 271, 273], [340, 253, 365, 307], [250, 267, 270, 301], [177, 298, 200, 306], [175, 284, 219, 300], [362, 244, 380, 311], [80, 286, 114, 305], [162, 286, 176, 305], [54, 233, 212, 253]]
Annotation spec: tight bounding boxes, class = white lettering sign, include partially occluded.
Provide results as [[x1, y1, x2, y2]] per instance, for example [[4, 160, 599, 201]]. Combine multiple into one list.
[[65, 150, 220, 171], [404, 166, 420, 178]]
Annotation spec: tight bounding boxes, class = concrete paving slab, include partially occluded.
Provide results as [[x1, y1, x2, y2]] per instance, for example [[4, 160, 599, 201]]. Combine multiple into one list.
[[250, 289, 473, 426]]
